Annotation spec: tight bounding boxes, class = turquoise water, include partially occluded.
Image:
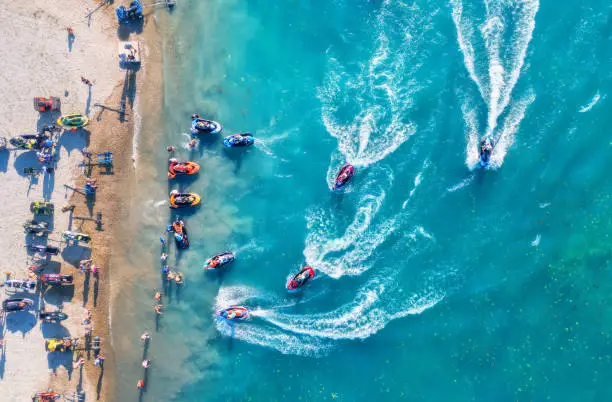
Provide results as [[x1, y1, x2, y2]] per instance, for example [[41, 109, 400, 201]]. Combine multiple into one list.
[[113, 0, 612, 400]]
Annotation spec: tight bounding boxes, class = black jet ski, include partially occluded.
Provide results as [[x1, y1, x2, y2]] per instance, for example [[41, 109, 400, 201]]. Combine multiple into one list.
[[30, 202, 54, 215], [333, 163, 355, 191], [223, 133, 254, 148], [9, 134, 52, 150], [2, 298, 34, 312], [171, 218, 189, 249], [216, 306, 249, 321], [24, 220, 50, 234], [203, 251, 235, 270], [62, 231, 91, 243], [191, 114, 222, 135], [286, 266, 315, 292], [39, 311, 68, 322], [479, 137, 494, 168], [28, 244, 60, 256]]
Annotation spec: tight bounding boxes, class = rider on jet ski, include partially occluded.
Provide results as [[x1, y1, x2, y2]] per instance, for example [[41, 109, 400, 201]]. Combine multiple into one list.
[[479, 137, 494, 167], [287, 266, 315, 291]]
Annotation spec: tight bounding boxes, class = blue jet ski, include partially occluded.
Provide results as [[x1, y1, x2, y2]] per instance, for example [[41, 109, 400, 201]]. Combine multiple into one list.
[[479, 137, 494, 168], [116, 1, 143, 23], [191, 114, 222, 135], [223, 133, 254, 148]]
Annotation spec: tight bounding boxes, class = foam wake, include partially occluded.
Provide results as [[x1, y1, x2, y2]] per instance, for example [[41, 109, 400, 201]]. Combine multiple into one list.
[[318, 0, 436, 168], [451, 0, 539, 168]]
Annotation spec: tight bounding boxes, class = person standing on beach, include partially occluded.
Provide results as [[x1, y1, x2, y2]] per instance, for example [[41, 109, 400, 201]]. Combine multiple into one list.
[[94, 354, 105, 367], [142, 359, 151, 369], [140, 332, 150, 342], [81, 76, 93, 86]]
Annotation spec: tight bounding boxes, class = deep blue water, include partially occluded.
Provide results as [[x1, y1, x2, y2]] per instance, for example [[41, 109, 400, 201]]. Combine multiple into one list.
[[113, 0, 612, 400]]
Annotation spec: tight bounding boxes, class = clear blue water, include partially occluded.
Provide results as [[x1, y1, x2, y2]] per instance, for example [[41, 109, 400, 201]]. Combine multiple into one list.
[[113, 0, 612, 400]]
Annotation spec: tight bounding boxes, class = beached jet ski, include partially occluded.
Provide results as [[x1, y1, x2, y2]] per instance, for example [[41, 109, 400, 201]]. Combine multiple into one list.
[[217, 306, 249, 321], [479, 137, 494, 168], [3, 279, 37, 291], [171, 218, 189, 249], [28, 244, 60, 256], [56, 113, 89, 129], [30, 202, 54, 215], [9, 134, 52, 150], [41, 274, 73, 286], [169, 190, 201, 208], [45, 337, 78, 353], [24, 220, 50, 234], [223, 133, 254, 148], [62, 231, 91, 243], [287, 266, 315, 292], [168, 158, 200, 179], [116, 1, 143, 23], [2, 298, 34, 312], [191, 114, 222, 135], [39, 311, 68, 322], [203, 251, 235, 270], [333, 163, 355, 190]]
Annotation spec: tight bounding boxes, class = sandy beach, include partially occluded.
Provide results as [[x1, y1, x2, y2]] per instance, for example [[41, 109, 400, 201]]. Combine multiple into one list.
[[0, 0, 143, 400]]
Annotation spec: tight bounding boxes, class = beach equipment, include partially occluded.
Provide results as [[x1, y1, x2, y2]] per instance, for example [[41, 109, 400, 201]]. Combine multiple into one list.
[[169, 190, 201, 208], [2, 279, 37, 291], [62, 230, 91, 244], [287, 266, 315, 292], [33, 96, 61, 112], [333, 163, 355, 191], [45, 337, 78, 353], [30, 202, 54, 215], [223, 133, 254, 148], [41, 274, 74, 286], [39, 311, 68, 322], [119, 41, 141, 67], [116, 1, 143, 23], [24, 220, 50, 235], [217, 306, 249, 321], [171, 217, 189, 249], [56, 113, 89, 129], [9, 134, 50, 150], [204, 251, 235, 270], [2, 298, 34, 313], [191, 115, 222, 135], [168, 159, 200, 179]]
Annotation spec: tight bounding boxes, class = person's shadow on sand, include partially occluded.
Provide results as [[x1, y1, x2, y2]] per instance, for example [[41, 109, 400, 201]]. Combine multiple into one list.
[[56, 130, 89, 156], [13, 151, 39, 177], [0, 149, 9, 173], [42, 169, 55, 201]]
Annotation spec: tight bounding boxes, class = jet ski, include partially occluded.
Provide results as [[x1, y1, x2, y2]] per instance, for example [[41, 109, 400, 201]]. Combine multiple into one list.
[[216, 306, 249, 321], [171, 218, 189, 249], [479, 137, 494, 168], [3, 279, 37, 291], [45, 337, 78, 353], [223, 133, 254, 148], [39, 311, 68, 322], [203, 251, 235, 270], [168, 158, 200, 179], [62, 231, 91, 243], [9, 134, 52, 150], [333, 163, 355, 191], [56, 113, 89, 129], [30, 201, 54, 215], [191, 114, 222, 135], [28, 244, 60, 256], [116, 0, 143, 23], [32, 391, 61, 401], [41, 274, 73, 286], [2, 298, 34, 312], [24, 220, 50, 234], [286, 266, 315, 292], [169, 190, 201, 208]]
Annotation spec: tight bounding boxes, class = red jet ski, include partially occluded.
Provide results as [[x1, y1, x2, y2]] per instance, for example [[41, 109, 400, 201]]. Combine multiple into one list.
[[41, 274, 73, 286], [203, 251, 235, 270], [217, 306, 249, 321], [287, 266, 315, 292], [333, 163, 355, 190]]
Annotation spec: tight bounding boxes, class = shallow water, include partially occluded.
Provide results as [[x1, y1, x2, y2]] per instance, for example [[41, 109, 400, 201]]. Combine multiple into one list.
[[113, 0, 612, 400]]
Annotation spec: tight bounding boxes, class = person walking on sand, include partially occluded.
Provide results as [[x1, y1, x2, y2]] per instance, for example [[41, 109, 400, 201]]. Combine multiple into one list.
[[167, 145, 176, 154], [137, 379, 145, 390], [154, 291, 162, 302], [73, 357, 84, 369], [142, 359, 151, 369], [154, 304, 164, 315], [160, 253, 168, 263], [140, 332, 150, 342], [81, 76, 93, 86], [94, 354, 105, 367]]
